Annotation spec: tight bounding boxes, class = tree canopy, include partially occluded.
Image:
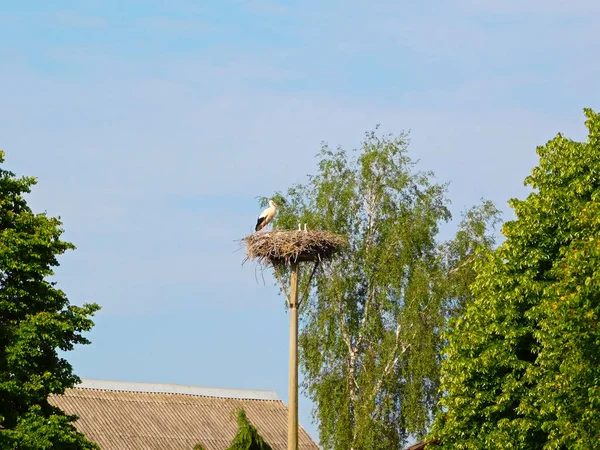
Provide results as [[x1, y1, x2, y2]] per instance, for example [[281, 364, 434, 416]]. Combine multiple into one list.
[[432, 108, 600, 449], [0, 151, 100, 449], [260, 128, 500, 449]]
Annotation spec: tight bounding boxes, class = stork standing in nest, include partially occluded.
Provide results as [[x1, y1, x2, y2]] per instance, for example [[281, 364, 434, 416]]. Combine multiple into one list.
[[255, 200, 278, 232]]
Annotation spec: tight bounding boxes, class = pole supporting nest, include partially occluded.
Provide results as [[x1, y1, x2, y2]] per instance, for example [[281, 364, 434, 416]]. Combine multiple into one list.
[[288, 262, 299, 450], [242, 229, 346, 450]]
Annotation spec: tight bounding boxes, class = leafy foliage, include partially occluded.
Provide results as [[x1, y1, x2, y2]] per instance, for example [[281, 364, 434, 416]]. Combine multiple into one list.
[[226, 408, 273, 450], [0, 151, 101, 449], [432, 109, 600, 449], [259, 128, 500, 450]]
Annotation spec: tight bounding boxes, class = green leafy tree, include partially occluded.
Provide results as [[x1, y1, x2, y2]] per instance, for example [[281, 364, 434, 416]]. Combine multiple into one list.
[[432, 108, 600, 449], [226, 408, 273, 450], [260, 128, 500, 450], [0, 151, 101, 449]]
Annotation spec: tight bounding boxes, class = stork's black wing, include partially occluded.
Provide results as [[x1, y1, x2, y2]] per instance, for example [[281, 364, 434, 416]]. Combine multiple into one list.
[[255, 216, 266, 231]]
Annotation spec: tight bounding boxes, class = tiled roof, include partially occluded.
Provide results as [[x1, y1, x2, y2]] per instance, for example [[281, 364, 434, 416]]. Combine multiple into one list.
[[49, 379, 320, 450]]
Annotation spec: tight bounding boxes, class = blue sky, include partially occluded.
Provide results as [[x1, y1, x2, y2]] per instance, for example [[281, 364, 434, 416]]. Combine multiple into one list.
[[2, 0, 599, 445]]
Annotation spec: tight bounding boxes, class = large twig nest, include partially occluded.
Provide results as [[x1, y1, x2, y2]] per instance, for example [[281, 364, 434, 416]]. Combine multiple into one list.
[[242, 230, 347, 266]]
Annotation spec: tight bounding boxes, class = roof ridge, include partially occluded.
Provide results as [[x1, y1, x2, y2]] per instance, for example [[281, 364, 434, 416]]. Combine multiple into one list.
[[76, 378, 280, 401]]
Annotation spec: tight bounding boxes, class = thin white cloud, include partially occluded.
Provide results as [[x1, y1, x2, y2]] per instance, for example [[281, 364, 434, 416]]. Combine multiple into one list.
[[3, 1, 599, 317], [239, 1, 292, 15], [7, 70, 585, 316], [135, 17, 221, 33], [366, 11, 597, 71], [52, 11, 106, 28], [459, 0, 600, 14], [0, 14, 19, 26]]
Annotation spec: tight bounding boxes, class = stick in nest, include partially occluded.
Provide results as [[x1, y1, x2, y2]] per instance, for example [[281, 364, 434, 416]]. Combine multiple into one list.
[[242, 229, 347, 267]]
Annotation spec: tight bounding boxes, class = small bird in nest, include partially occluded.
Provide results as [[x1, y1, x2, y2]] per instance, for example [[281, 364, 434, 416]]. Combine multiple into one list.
[[255, 200, 278, 232]]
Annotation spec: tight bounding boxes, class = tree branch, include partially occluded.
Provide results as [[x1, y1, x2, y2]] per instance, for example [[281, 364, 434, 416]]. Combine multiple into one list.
[[337, 298, 359, 403], [272, 266, 291, 306], [298, 260, 320, 308], [355, 285, 374, 351], [371, 324, 408, 401], [338, 302, 355, 359], [447, 254, 475, 278]]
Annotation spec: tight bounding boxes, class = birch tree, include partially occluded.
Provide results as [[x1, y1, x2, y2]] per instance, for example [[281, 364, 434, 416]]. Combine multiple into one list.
[[261, 128, 499, 450]]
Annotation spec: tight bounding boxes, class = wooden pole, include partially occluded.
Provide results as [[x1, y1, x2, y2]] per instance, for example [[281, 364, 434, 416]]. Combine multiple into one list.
[[287, 262, 299, 450]]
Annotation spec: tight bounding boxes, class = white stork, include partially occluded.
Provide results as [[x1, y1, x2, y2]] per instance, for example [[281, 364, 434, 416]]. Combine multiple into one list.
[[255, 200, 278, 232]]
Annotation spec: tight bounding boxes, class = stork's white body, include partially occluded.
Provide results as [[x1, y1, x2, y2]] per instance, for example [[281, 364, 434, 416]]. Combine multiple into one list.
[[255, 200, 278, 231]]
